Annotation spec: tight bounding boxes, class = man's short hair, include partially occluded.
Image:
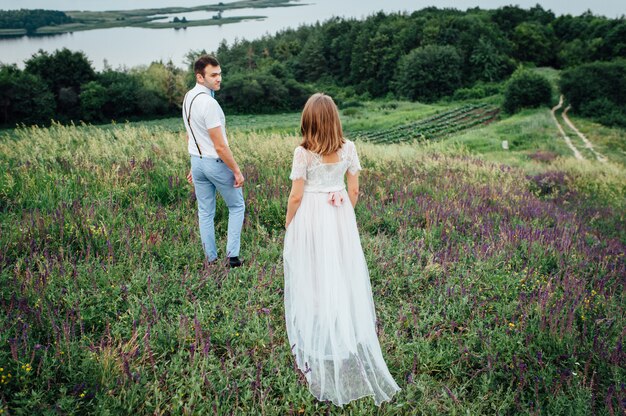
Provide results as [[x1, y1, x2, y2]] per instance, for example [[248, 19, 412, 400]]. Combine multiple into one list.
[[194, 55, 220, 76]]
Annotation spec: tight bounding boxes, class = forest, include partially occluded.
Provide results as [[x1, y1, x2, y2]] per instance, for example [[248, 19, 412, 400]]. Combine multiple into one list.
[[1, 5, 625, 126], [0, 9, 73, 34]]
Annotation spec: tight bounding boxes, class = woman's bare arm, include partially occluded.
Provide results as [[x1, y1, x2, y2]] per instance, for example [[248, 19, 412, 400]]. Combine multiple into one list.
[[347, 172, 359, 208], [285, 178, 305, 229]]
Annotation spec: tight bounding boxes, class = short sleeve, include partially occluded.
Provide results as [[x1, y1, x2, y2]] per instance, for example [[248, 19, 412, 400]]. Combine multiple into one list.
[[347, 141, 362, 175], [203, 98, 222, 130], [289, 146, 308, 180]]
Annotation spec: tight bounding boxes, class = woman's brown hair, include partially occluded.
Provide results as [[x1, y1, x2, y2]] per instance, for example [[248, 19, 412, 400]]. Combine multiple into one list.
[[300, 93, 345, 155]]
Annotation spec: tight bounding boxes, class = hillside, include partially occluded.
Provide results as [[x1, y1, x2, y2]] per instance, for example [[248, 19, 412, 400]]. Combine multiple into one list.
[[0, 105, 625, 414]]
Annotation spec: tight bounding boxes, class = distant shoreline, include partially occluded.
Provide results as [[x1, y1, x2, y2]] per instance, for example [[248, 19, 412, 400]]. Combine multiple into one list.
[[0, 0, 302, 38]]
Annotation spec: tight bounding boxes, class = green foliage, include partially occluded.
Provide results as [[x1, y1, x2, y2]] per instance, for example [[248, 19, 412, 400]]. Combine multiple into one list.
[[209, 5, 620, 108], [394, 45, 462, 102], [24, 48, 96, 120], [602, 22, 626, 58], [452, 82, 503, 100], [219, 71, 311, 114], [0, 52, 188, 125], [503, 69, 553, 113], [469, 37, 514, 82], [100, 70, 143, 117], [25, 48, 95, 95], [133, 61, 188, 112], [0, 64, 54, 125], [79, 81, 108, 122], [512, 22, 557, 66], [560, 59, 626, 127], [490, 4, 555, 34], [0, 9, 73, 34], [2, 6, 626, 125], [292, 29, 328, 83]]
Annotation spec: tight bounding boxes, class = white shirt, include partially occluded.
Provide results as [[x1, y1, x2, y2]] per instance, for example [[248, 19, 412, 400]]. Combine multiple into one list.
[[182, 83, 228, 158]]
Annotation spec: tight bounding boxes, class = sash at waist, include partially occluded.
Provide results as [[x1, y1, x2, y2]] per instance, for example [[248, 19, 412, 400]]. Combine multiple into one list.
[[304, 185, 346, 193]]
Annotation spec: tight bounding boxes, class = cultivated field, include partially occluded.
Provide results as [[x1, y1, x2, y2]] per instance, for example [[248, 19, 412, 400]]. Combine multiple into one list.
[[0, 103, 624, 414]]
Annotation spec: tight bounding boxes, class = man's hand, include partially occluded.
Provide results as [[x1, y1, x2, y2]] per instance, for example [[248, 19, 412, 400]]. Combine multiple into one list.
[[234, 171, 245, 188], [187, 169, 193, 185]]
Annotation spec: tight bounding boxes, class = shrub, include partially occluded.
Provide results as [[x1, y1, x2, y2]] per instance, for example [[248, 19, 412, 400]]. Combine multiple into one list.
[[219, 71, 310, 114], [394, 45, 463, 102], [0, 64, 55, 125], [452, 82, 503, 100], [342, 108, 361, 117], [502, 69, 552, 113], [339, 100, 364, 109], [79, 81, 108, 122], [560, 59, 626, 127]]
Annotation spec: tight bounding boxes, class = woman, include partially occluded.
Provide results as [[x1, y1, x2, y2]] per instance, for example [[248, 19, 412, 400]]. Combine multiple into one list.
[[283, 93, 400, 406]]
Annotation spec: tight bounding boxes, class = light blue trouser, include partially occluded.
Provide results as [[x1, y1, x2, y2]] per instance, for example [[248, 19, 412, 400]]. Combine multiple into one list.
[[190, 155, 245, 261]]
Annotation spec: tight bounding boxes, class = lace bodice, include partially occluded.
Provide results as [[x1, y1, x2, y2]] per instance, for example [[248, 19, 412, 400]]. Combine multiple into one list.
[[289, 140, 362, 192]]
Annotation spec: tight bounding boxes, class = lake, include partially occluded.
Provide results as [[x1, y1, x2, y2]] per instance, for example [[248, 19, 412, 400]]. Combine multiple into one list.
[[1, 0, 624, 70]]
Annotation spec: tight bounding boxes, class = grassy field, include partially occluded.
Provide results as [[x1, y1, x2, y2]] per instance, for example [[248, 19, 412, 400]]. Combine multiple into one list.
[[0, 102, 625, 414]]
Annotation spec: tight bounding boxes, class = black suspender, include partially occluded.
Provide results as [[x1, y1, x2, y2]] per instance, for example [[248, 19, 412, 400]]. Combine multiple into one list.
[[183, 91, 210, 158]]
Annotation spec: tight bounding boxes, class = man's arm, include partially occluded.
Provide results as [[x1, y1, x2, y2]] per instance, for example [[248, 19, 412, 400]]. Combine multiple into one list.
[[208, 126, 244, 188]]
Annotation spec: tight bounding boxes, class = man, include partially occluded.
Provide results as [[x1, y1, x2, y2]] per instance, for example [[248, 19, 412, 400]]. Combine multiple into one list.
[[183, 55, 245, 268]]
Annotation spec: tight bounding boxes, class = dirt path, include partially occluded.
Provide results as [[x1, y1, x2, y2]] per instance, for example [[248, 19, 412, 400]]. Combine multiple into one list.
[[551, 96, 584, 160], [562, 105, 607, 162]]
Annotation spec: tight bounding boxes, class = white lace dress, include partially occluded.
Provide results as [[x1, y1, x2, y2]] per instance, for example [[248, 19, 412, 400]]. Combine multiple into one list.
[[283, 140, 400, 406]]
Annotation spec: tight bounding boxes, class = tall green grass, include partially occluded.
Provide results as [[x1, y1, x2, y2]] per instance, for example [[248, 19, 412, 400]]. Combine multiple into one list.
[[0, 113, 624, 414]]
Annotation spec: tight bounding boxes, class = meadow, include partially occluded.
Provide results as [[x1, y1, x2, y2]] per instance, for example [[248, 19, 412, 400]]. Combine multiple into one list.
[[0, 101, 625, 415]]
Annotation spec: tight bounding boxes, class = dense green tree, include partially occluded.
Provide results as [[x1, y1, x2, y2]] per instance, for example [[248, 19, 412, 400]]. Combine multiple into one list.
[[293, 29, 328, 83], [394, 45, 462, 102], [560, 59, 626, 126], [0, 64, 54, 125], [347, 14, 413, 96], [601, 22, 626, 59], [491, 6, 532, 34], [25, 48, 95, 95], [491, 5, 554, 34], [0, 9, 73, 34], [274, 37, 302, 61], [133, 61, 187, 111], [470, 37, 513, 82], [194, 7, 621, 108], [502, 69, 552, 113], [512, 22, 557, 66], [558, 39, 592, 67], [318, 18, 360, 83], [79, 81, 108, 122], [218, 69, 311, 113], [435, 14, 513, 82], [283, 78, 313, 109], [24, 48, 95, 120], [97, 70, 141, 119], [552, 14, 592, 43], [3, 6, 626, 125], [57, 86, 80, 118]]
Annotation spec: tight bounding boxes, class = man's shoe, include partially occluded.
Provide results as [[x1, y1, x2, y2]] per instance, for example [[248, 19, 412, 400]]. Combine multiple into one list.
[[228, 256, 244, 268]]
